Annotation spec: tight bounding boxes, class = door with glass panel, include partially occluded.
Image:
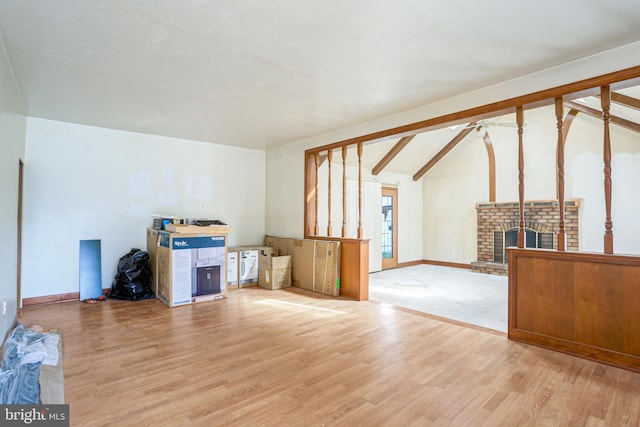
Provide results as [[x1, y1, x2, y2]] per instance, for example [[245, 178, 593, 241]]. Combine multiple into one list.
[[381, 187, 398, 270]]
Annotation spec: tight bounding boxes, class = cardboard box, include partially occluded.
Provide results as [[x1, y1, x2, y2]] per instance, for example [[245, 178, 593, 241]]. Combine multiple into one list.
[[314, 240, 341, 297], [259, 253, 292, 290], [264, 237, 315, 290], [230, 246, 278, 288], [227, 251, 239, 287], [264, 236, 340, 297], [156, 230, 228, 307]]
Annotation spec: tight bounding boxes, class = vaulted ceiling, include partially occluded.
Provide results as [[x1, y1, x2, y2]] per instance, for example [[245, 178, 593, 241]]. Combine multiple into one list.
[[1, 1, 640, 150]]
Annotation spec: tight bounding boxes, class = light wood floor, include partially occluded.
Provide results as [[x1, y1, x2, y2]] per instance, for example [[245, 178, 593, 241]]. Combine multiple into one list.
[[18, 287, 640, 426]]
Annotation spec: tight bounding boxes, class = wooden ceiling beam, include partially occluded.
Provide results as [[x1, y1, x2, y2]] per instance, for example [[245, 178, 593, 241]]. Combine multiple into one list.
[[564, 101, 640, 134], [372, 135, 415, 175], [611, 91, 640, 111], [412, 123, 476, 181]]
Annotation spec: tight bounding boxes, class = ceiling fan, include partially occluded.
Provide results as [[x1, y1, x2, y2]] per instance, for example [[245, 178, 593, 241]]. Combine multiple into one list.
[[457, 120, 524, 131]]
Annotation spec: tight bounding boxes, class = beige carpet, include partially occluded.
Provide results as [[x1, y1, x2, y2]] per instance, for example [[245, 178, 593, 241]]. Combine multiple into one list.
[[369, 264, 508, 332]]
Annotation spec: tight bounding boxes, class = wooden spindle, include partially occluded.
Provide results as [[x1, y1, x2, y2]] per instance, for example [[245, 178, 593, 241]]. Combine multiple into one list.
[[357, 142, 364, 239], [314, 152, 319, 236], [555, 97, 566, 251], [342, 146, 347, 238], [516, 106, 525, 248], [327, 150, 333, 236], [602, 85, 614, 254]]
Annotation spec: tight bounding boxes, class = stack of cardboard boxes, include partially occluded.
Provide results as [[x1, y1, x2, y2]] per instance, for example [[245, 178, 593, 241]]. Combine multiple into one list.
[[263, 236, 341, 297], [146, 224, 231, 307], [227, 246, 292, 290]]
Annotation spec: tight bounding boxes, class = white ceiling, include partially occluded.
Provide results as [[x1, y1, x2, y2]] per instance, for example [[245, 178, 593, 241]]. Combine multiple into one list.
[[1, 0, 640, 150]]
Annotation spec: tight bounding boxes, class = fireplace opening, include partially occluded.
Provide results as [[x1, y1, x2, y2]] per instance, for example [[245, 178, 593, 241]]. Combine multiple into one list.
[[493, 227, 553, 263]]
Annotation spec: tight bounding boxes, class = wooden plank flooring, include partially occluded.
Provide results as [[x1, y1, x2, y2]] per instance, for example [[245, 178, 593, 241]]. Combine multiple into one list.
[[18, 287, 640, 426]]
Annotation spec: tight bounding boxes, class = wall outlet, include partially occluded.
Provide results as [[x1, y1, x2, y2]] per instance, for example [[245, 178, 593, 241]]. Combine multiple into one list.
[[2, 300, 6, 315]]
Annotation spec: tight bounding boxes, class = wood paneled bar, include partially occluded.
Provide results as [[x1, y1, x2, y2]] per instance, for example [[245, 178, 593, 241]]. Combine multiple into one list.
[[508, 248, 640, 372]]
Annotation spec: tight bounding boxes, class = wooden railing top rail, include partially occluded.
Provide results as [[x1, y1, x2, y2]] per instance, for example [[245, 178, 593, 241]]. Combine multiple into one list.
[[306, 235, 370, 243]]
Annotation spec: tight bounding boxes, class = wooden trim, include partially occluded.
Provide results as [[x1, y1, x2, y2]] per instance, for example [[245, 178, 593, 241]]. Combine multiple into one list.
[[481, 129, 496, 202], [381, 187, 398, 270], [395, 260, 425, 269], [342, 146, 347, 238], [372, 135, 415, 175], [413, 123, 476, 181], [610, 91, 640, 111], [314, 153, 320, 236], [357, 142, 363, 239], [304, 153, 318, 238], [601, 86, 614, 254], [391, 259, 473, 270], [555, 97, 566, 251], [17, 160, 23, 308], [23, 288, 110, 306], [305, 65, 640, 155], [421, 259, 472, 270], [516, 106, 525, 248], [564, 101, 640, 134], [327, 149, 332, 236]]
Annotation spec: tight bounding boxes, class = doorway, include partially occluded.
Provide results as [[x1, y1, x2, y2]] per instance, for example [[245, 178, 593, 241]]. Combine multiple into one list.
[[381, 187, 398, 270]]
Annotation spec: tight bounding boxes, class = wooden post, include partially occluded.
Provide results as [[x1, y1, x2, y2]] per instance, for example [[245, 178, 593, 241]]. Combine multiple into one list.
[[602, 85, 614, 254], [314, 153, 319, 236], [517, 106, 525, 248], [556, 97, 566, 251], [304, 152, 317, 237], [357, 142, 364, 239], [327, 150, 332, 236], [342, 146, 347, 238]]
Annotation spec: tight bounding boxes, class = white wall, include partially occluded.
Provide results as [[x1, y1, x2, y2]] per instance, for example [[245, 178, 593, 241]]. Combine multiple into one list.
[[423, 132, 488, 263], [22, 118, 265, 299], [0, 34, 26, 338]]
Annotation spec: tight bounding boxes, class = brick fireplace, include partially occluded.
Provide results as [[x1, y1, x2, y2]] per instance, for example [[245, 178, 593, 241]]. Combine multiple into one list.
[[471, 199, 580, 275]]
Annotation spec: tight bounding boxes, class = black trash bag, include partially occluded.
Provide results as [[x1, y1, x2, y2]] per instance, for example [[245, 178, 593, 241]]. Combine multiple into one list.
[[108, 249, 154, 300]]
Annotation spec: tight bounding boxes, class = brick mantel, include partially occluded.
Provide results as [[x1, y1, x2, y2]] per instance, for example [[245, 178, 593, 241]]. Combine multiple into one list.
[[471, 199, 581, 275]]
